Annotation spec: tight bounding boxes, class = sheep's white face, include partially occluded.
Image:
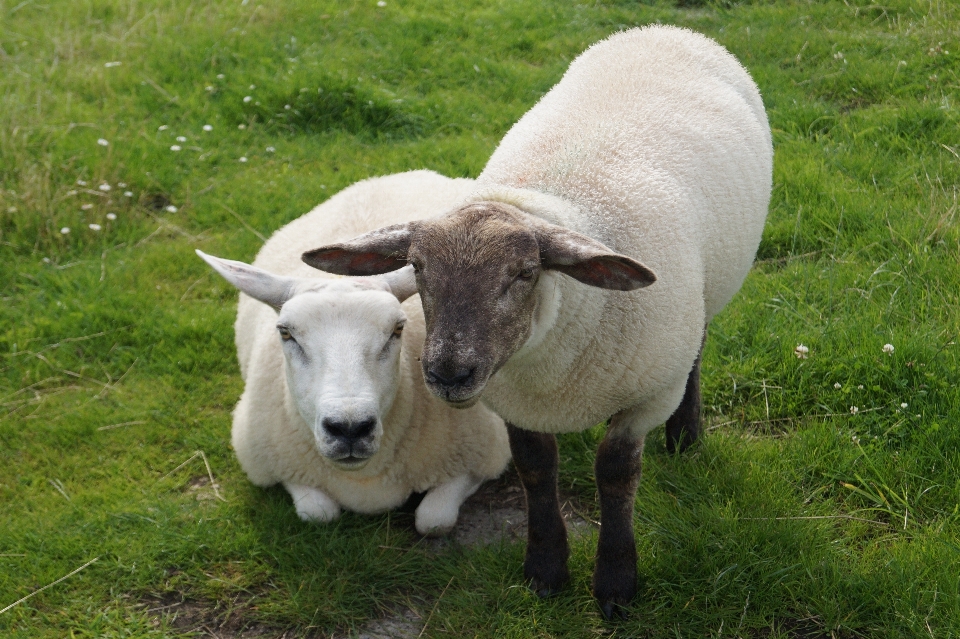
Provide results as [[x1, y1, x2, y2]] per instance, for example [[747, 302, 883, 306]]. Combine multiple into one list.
[[276, 286, 406, 469], [196, 251, 418, 472]]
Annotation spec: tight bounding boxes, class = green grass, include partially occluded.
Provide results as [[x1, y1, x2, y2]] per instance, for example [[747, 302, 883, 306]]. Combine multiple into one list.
[[2, 0, 959, 636]]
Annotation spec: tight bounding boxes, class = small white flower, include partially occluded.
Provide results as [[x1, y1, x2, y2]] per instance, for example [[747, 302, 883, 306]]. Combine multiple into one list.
[[851, 435, 860, 444], [238, 156, 248, 163], [98, 183, 111, 191], [88, 223, 102, 231], [898, 60, 907, 66], [118, 182, 127, 187], [284, 104, 291, 110], [97, 138, 109, 146], [104, 61, 121, 68], [165, 205, 177, 213], [243, 96, 252, 103], [170, 145, 182, 151], [60, 227, 71, 234], [216, 73, 225, 79], [205, 85, 214, 92], [834, 382, 842, 389], [473, 64, 480, 72], [249, 84, 256, 90], [176, 136, 187, 142], [377, 1, 386, 6], [81, 203, 94, 210], [883, 343, 894, 354], [7, 206, 16, 213], [238, 124, 246, 129], [850, 406, 859, 415], [794, 344, 809, 359], [834, 51, 844, 60], [900, 402, 908, 409], [77, 180, 88, 186], [67, 190, 78, 196], [123, 191, 133, 197], [106, 213, 117, 221], [857, 385, 864, 390], [42, 257, 51, 264], [202, 124, 213, 131], [320, 184, 326, 189], [158, 125, 169, 131], [266, 146, 275, 152]]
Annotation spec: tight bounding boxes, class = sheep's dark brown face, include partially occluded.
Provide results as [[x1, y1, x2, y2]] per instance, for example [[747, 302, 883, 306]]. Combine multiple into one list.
[[301, 201, 657, 409], [408, 204, 543, 406]]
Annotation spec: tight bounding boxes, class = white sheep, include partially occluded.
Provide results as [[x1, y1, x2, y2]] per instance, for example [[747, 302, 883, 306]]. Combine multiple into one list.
[[198, 170, 510, 536], [302, 27, 772, 615]]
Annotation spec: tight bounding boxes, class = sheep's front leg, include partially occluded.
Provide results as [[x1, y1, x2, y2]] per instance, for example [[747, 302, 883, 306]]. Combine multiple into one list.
[[415, 473, 483, 537], [508, 422, 569, 597], [665, 327, 706, 453], [284, 483, 341, 523], [593, 423, 644, 620]]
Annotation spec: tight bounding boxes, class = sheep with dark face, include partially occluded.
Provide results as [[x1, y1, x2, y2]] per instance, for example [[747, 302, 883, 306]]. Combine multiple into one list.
[[200, 171, 510, 535], [303, 27, 772, 616]]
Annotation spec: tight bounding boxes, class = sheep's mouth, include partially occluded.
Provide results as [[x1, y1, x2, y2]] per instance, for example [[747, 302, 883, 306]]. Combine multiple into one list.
[[444, 395, 481, 409], [333, 455, 371, 470]]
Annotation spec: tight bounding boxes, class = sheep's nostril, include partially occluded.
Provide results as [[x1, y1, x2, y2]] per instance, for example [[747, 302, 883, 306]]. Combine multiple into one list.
[[353, 417, 376, 439], [322, 418, 348, 438], [426, 367, 474, 388], [322, 417, 376, 441]]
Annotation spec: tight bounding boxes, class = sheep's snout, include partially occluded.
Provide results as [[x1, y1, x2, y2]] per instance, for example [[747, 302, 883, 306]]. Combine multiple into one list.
[[313, 403, 383, 468]]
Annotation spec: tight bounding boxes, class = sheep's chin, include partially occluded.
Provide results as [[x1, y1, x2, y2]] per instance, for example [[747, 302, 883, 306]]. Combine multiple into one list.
[[330, 456, 372, 471]]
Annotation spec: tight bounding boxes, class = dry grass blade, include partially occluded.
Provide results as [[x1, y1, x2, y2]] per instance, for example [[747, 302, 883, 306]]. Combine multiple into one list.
[[97, 420, 147, 431], [417, 576, 454, 639], [0, 557, 99, 615]]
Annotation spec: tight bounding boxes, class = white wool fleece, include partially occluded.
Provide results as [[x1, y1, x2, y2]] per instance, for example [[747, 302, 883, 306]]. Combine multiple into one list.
[[232, 170, 510, 515], [469, 26, 773, 435]]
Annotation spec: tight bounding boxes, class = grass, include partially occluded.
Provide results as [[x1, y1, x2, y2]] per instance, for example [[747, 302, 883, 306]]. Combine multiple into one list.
[[1, 0, 959, 636]]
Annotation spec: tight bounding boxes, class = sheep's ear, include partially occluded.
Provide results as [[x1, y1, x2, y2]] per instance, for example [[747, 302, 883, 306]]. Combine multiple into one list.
[[534, 224, 657, 291], [196, 250, 298, 310], [378, 265, 418, 302], [302, 222, 415, 275]]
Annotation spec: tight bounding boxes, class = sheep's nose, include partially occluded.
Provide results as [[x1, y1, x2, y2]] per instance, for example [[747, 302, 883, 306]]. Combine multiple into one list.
[[426, 367, 474, 388], [322, 417, 376, 442]]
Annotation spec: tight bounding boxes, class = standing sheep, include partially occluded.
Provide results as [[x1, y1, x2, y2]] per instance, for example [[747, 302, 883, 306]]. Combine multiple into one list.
[[199, 170, 510, 536], [302, 26, 772, 616]]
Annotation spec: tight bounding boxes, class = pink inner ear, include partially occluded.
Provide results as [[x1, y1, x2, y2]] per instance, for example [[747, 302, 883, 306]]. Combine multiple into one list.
[[347, 252, 405, 274]]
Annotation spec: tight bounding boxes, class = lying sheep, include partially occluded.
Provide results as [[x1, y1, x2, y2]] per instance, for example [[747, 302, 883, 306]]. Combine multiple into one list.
[[198, 170, 510, 536], [302, 27, 772, 615]]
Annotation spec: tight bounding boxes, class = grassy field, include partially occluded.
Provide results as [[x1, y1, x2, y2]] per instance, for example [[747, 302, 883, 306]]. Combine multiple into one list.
[[2, 0, 959, 636]]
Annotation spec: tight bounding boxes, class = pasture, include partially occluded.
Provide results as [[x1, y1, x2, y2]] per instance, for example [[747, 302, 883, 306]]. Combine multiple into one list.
[[1, 0, 959, 636]]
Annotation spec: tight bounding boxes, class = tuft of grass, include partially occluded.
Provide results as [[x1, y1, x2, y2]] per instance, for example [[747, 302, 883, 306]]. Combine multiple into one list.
[[1, 0, 959, 637]]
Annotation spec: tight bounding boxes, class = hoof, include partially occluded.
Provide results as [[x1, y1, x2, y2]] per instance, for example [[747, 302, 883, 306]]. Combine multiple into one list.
[[598, 599, 629, 621]]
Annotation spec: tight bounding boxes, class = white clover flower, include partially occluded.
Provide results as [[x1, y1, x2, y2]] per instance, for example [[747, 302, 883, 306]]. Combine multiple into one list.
[[205, 85, 214, 92], [170, 145, 182, 151], [883, 343, 894, 354], [266, 146, 275, 152], [203, 124, 213, 131], [850, 406, 859, 415], [377, 1, 386, 6], [249, 84, 256, 90], [243, 96, 252, 103], [898, 60, 907, 66], [216, 73, 225, 79], [88, 223, 102, 231], [106, 213, 117, 221], [834, 382, 842, 389], [176, 136, 187, 142], [98, 183, 111, 191], [118, 182, 127, 187], [284, 104, 291, 110], [851, 435, 860, 444], [857, 385, 864, 390], [158, 125, 169, 131], [77, 180, 88, 186], [794, 344, 809, 359], [97, 138, 109, 146], [60, 227, 71, 234], [81, 203, 94, 210], [42, 257, 51, 264], [123, 191, 133, 197], [238, 124, 247, 129], [239, 156, 248, 163], [165, 205, 177, 213], [900, 402, 908, 409], [67, 190, 78, 196], [834, 51, 844, 60]]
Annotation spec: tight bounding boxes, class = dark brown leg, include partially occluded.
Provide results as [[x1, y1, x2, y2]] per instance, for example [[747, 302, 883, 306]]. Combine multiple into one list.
[[507, 422, 569, 597], [665, 328, 707, 454], [592, 432, 643, 620]]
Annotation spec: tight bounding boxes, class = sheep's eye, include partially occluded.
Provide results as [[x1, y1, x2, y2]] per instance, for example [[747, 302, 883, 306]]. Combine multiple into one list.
[[392, 323, 404, 338], [278, 326, 293, 341], [515, 267, 536, 281], [410, 261, 422, 274]]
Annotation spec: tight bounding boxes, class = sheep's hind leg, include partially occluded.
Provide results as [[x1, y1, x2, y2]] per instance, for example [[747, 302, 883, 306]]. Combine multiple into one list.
[[415, 473, 483, 537], [508, 423, 570, 597], [593, 417, 645, 620], [665, 327, 707, 454]]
